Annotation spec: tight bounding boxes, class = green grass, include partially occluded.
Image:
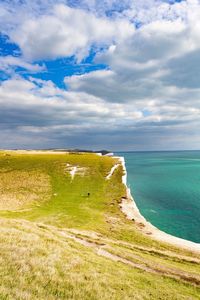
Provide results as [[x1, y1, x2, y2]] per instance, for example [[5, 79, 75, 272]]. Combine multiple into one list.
[[0, 151, 200, 299], [0, 153, 120, 229]]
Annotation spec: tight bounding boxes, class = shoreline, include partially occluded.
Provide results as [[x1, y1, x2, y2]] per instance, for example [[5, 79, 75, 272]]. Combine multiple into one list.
[[117, 156, 200, 254]]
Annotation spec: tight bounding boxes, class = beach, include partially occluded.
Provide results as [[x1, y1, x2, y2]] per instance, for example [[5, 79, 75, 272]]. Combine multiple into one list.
[[117, 156, 200, 253]]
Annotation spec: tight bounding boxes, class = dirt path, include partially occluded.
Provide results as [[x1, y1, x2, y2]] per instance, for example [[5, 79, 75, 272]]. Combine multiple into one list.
[[66, 228, 200, 264], [56, 228, 200, 287]]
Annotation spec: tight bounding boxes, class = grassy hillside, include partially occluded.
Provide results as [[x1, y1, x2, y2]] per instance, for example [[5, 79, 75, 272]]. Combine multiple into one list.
[[0, 151, 200, 300]]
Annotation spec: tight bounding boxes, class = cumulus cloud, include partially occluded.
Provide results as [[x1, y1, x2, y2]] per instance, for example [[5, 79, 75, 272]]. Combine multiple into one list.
[[0, 76, 148, 148], [1, 71, 200, 150], [65, 5, 200, 106], [4, 4, 133, 61], [63, 4, 200, 149], [1, 1, 195, 62], [1, 0, 200, 149], [0, 0, 194, 23], [0, 56, 45, 76]]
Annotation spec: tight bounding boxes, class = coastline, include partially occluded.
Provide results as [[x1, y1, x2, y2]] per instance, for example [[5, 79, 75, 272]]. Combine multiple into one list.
[[117, 156, 200, 254]]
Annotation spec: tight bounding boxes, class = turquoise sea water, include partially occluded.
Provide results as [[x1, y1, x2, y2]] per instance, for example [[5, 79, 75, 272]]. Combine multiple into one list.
[[117, 151, 200, 243]]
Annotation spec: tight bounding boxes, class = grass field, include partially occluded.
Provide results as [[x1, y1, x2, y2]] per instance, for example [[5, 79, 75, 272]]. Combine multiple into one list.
[[0, 151, 200, 299]]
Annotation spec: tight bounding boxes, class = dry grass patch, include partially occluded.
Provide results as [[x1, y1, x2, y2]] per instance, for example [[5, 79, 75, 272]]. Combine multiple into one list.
[[0, 170, 51, 210], [1, 218, 200, 300]]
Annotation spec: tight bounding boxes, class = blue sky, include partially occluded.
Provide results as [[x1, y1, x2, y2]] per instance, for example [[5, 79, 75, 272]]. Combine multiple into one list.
[[0, 34, 107, 87], [0, 0, 200, 150]]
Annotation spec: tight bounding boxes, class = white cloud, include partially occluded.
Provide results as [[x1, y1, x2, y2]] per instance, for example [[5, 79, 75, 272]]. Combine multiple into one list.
[[64, 4, 200, 104], [0, 76, 144, 132], [7, 4, 134, 61], [0, 56, 45, 75], [1, 69, 200, 150], [62, 5, 200, 149], [1, 0, 200, 149]]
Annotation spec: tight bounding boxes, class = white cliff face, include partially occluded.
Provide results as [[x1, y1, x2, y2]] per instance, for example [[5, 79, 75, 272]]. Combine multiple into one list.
[[117, 156, 127, 185]]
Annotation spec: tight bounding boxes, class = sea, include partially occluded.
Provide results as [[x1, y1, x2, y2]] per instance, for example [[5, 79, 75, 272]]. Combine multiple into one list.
[[117, 151, 200, 243]]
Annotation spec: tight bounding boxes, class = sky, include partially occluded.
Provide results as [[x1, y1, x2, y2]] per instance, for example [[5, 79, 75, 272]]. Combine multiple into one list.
[[0, 0, 200, 151]]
